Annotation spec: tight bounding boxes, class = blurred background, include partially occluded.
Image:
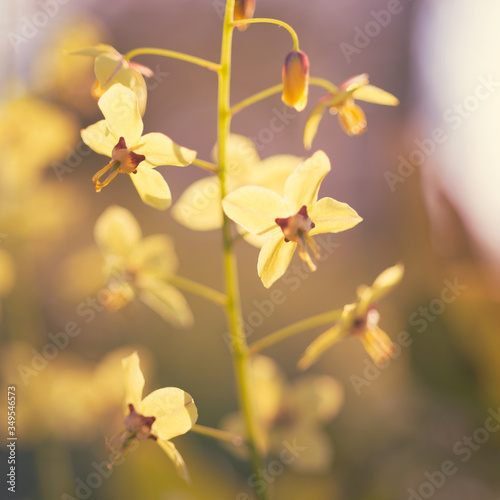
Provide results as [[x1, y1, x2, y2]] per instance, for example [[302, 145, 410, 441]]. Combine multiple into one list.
[[1, 0, 500, 499]]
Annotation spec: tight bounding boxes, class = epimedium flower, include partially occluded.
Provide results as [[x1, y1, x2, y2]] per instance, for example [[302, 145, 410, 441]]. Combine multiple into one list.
[[221, 355, 343, 472], [72, 44, 152, 115], [282, 49, 310, 112], [298, 263, 405, 370], [234, 0, 256, 31], [107, 352, 198, 481], [81, 84, 196, 210], [172, 134, 302, 231], [94, 205, 193, 328], [304, 73, 399, 148], [222, 150, 362, 288]]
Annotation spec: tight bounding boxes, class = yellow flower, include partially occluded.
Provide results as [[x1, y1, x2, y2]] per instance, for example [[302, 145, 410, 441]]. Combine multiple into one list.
[[173, 134, 302, 231], [72, 44, 152, 115], [81, 84, 196, 210], [282, 50, 310, 112], [94, 205, 193, 328], [234, 0, 256, 30], [221, 355, 343, 472], [304, 73, 399, 148], [222, 151, 362, 287], [0, 96, 78, 192], [299, 263, 405, 370], [107, 352, 198, 481]]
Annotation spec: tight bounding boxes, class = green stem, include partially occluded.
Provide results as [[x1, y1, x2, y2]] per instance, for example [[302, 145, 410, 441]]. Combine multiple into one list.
[[233, 18, 299, 50], [169, 275, 227, 306], [218, 3, 268, 500], [124, 47, 221, 72], [191, 158, 218, 173], [230, 77, 339, 115], [191, 424, 243, 446], [249, 309, 343, 355]]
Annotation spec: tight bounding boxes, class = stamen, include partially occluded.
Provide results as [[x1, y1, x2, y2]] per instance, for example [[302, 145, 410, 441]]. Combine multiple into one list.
[[93, 161, 120, 192]]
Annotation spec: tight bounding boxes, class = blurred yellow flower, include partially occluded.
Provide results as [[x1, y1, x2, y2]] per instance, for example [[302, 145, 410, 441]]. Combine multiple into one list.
[[304, 74, 399, 148], [81, 84, 196, 210], [95, 205, 193, 328], [221, 355, 343, 472], [107, 352, 198, 481], [299, 263, 405, 370], [0, 96, 78, 193], [32, 17, 106, 115], [282, 50, 310, 112], [73, 44, 152, 115], [172, 134, 302, 231], [222, 151, 362, 287], [0, 344, 133, 442]]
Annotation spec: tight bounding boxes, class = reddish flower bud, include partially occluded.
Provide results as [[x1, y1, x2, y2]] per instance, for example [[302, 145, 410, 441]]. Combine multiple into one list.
[[282, 50, 310, 112], [234, 0, 256, 31]]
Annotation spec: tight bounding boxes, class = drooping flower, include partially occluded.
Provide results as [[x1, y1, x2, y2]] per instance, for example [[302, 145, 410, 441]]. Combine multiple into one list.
[[81, 84, 196, 210], [299, 263, 404, 370], [304, 74, 399, 148], [107, 352, 198, 481], [94, 205, 193, 328], [72, 44, 152, 115], [222, 150, 362, 287], [234, 0, 256, 30], [173, 134, 302, 231], [282, 50, 310, 112], [221, 355, 343, 472]]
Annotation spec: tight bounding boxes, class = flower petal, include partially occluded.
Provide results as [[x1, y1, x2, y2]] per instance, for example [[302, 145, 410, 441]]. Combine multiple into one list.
[[172, 177, 223, 231], [98, 84, 143, 145], [94, 205, 142, 258], [70, 43, 117, 57], [289, 375, 344, 423], [130, 165, 172, 210], [357, 263, 404, 312], [361, 327, 395, 366], [272, 425, 332, 473], [135, 133, 196, 167], [352, 84, 399, 106], [257, 230, 296, 288], [223, 186, 288, 235], [95, 53, 148, 116], [157, 440, 191, 483], [309, 197, 362, 235], [338, 103, 367, 136], [121, 352, 145, 410], [283, 151, 331, 213], [249, 154, 303, 193], [141, 387, 198, 440], [298, 323, 349, 371], [139, 281, 193, 328], [212, 134, 260, 180], [130, 234, 179, 278], [81, 119, 117, 157], [303, 99, 328, 150]]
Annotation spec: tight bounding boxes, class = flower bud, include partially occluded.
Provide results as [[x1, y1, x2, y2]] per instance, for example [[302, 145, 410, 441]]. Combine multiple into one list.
[[234, 0, 255, 31], [281, 50, 310, 112]]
